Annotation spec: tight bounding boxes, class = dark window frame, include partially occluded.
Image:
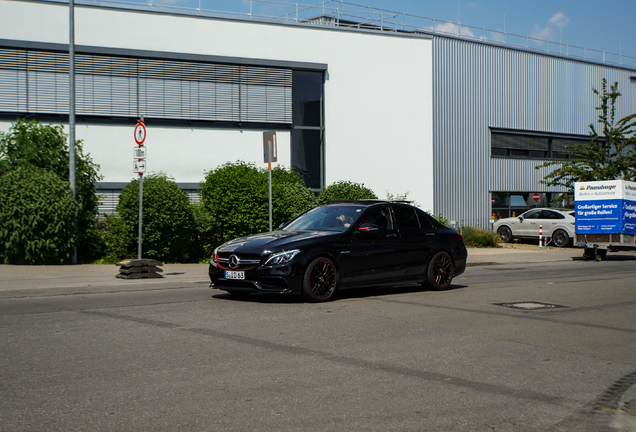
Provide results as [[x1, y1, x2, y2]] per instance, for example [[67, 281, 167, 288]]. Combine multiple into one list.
[[490, 128, 596, 161]]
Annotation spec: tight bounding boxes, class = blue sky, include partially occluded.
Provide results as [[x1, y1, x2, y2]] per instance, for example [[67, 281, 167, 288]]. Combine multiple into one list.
[[173, 0, 635, 60], [124, 0, 636, 59], [354, 0, 636, 58]]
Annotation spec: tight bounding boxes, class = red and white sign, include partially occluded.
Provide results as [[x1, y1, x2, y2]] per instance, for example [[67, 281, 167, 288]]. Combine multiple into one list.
[[134, 121, 146, 145], [533, 193, 540, 202]]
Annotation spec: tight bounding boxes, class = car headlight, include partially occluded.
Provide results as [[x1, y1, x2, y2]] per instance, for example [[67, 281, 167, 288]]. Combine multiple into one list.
[[210, 246, 220, 266], [264, 249, 301, 266]]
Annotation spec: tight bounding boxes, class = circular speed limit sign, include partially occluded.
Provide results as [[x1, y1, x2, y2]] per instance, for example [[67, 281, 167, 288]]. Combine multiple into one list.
[[134, 121, 146, 145]]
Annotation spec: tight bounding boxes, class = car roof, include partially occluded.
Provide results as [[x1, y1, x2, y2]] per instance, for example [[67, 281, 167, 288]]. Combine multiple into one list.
[[526, 207, 573, 213], [323, 200, 413, 206]]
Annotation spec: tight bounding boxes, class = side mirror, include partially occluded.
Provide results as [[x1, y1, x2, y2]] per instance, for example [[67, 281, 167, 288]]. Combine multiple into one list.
[[357, 223, 379, 233], [517, 216, 523, 222]]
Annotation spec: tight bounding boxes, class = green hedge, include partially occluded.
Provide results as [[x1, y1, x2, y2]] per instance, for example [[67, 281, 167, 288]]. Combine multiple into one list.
[[117, 173, 196, 262], [0, 167, 79, 264], [317, 180, 377, 204], [0, 119, 102, 262], [200, 161, 316, 243]]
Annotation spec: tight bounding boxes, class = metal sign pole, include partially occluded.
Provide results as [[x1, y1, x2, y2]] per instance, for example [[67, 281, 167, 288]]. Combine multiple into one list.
[[268, 160, 273, 232], [263, 131, 277, 232], [134, 119, 146, 259], [138, 172, 143, 259]]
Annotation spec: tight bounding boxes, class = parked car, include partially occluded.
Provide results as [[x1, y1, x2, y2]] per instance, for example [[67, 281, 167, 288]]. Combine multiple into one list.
[[493, 208, 575, 247], [208, 201, 467, 302]]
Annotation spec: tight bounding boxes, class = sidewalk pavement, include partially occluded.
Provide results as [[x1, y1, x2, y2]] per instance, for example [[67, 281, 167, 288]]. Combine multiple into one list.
[[0, 246, 630, 299]]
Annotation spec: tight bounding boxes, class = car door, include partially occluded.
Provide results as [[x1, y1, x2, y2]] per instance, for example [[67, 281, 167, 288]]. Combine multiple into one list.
[[390, 205, 435, 281], [347, 205, 402, 285], [516, 209, 542, 237], [519, 209, 561, 238], [541, 210, 567, 236]]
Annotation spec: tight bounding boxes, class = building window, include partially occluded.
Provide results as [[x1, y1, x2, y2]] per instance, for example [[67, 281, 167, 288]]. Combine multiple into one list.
[[291, 70, 324, 190], [0, 47, 292, 124], [490, 129, 591, 160]]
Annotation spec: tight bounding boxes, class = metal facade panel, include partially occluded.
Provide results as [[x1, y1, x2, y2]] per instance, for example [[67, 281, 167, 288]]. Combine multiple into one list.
[[432, 37, 636, 228]]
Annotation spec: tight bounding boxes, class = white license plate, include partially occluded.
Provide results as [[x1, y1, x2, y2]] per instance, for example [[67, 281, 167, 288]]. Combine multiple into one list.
[[225, 271, 245, 280]]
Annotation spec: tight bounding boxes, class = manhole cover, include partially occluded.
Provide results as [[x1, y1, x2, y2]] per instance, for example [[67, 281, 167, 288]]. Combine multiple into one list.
[[495, 301, 566, 310]]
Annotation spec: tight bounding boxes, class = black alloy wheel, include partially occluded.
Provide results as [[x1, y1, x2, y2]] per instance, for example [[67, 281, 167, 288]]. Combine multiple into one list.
[[552, 229, 570, 248], [497, 226, 512, 243], [423, 251, 454, 291], [303, 257, 337, 302]]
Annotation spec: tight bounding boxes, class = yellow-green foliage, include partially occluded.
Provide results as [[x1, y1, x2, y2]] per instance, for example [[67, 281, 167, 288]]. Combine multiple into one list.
[[461, 225, 500, 247]]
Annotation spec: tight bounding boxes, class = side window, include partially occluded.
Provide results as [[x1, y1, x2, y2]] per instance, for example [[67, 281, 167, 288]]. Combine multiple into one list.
[[415, 209, 436, 229], [393, 206, 420, 229], [360, 206, 393, 231], [545, 210, 565, 219], [524, 210, 541, 219]]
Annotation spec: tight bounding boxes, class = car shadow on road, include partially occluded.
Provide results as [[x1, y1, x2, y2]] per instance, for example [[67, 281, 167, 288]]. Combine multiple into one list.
[[211, 283, 469, 304]]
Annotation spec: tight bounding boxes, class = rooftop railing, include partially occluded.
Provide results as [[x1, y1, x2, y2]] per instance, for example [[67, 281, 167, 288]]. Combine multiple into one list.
[[49, 0, 636, 68]]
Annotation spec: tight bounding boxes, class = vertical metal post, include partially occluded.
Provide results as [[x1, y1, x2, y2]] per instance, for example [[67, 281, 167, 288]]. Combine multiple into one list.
[[69, 0, 77, 265], [138, 172, 143, 259], [268, 163, 273, 232]]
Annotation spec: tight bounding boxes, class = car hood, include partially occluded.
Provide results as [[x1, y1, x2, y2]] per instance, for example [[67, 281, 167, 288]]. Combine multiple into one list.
[[220, 230, 339, 253]]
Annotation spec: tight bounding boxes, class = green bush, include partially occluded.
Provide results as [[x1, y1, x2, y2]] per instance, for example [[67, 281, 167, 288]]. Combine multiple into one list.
[[95, 214, 134, 264], [272, 168, 318, 226], [117, 173, 196, 262], [427, 212, 449, 226], [200, 161, 316, 243], [0, 119, 102, 262], [190, 202, 222, 261], [317, 180, 377, 204], [461, 225, 500, 247], [0, 166, 79, 264]]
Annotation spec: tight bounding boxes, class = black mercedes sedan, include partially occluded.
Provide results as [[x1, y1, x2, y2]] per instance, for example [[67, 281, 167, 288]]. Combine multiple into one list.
[[209, 201, 467, 302]]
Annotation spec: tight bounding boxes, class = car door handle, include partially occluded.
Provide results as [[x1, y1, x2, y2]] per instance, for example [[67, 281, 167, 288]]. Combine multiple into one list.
[[426, 233, 435, 236], [386, 234, 397, 238]]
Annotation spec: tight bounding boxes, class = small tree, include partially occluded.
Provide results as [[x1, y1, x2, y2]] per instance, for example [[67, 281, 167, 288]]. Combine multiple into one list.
[[117, 173, 196, 262], [317, 180, 377, 204], [0, 167, 79, 264], [0, 119, 102, 261], [536, 79, 636, 196], [190, 202, 222, 260], [200, 161, 316, 243]]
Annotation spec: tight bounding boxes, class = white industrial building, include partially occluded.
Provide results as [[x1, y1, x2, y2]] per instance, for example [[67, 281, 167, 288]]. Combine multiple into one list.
[[1, 0, 635, 228]]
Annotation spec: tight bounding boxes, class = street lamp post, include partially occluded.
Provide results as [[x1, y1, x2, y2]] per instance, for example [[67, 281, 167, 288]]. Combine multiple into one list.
[[69, 0, 77, 265]]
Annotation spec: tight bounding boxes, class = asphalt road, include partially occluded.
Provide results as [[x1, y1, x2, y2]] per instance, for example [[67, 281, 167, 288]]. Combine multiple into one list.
[[1, 259, 635, 431]]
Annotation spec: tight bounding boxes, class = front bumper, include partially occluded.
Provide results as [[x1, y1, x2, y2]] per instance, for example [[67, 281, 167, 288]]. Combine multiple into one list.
[[208, 261, 304, 294]]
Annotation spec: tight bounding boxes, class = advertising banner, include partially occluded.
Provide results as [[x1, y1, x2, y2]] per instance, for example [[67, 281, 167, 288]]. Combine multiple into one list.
[[574, 180, 636, 235]]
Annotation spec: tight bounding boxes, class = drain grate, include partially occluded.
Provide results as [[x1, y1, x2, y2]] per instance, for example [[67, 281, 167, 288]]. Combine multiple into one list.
[[495, 301, 566, 310]]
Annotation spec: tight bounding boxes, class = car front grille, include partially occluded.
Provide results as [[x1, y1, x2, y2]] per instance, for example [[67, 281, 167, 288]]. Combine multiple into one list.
[[217, 252, 262, 270]]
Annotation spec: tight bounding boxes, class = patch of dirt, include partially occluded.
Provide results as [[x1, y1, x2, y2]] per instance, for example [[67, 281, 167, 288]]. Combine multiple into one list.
[[470, 241, 575, 251], [495, 242, 566, 251]]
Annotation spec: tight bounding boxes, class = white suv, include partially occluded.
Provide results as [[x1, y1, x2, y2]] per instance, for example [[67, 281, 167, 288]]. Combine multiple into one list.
[[493, 208, 576, 247]]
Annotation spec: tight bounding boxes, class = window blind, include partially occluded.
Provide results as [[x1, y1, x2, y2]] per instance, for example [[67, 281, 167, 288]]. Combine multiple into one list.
[[0, 47, 292, 124]]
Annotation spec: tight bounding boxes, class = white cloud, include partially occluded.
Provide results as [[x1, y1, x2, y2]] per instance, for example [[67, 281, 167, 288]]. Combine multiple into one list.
[[434, 22, 476, 38], [530, 12, 570, 41], [549, 12, 570, 28]]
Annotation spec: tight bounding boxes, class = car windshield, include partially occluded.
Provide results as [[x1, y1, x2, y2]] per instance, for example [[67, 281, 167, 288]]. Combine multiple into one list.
[[282, 204, 367, 232]]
